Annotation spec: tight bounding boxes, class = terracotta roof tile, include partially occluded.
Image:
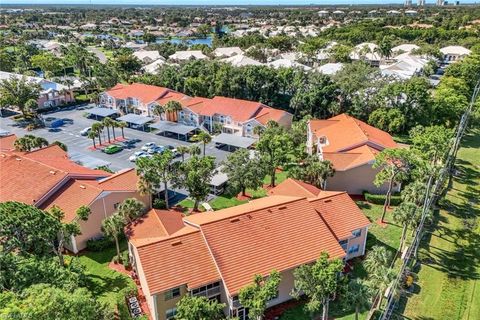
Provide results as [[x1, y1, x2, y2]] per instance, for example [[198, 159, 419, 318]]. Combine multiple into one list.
[[309, 192, 371, 240], [253, 107, 291, 125], [194, 196, 345, 295], [268, 178, 342, 198], [126, 209, 185, 246], [0, 134, 16, 151], [93, 168, 139, 190], [106, 83, 175, 105], [40, 179, 103, 222], [135, 227, 221, 295], [0, 152, 68, 205]]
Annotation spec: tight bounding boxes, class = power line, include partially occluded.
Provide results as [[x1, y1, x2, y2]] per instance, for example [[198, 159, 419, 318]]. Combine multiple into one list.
[[376, 77, 480, 320]]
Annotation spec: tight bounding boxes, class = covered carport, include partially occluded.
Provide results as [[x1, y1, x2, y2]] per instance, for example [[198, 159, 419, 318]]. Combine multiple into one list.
[[117, 114, 154, 131], [149, 121, 198, 141], [213, 133, 257, 152], [87, 107, 118, 120], [68, 151, 111, 169]]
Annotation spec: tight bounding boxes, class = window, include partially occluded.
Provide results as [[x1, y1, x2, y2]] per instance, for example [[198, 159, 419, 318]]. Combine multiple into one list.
[[165, 308, 177, 320], [339, 239, 348, 251], [165, 287, 181, 300], [348, 244, 360, 254], [179, 111, 185, 119], [352, 229, 362, 238]]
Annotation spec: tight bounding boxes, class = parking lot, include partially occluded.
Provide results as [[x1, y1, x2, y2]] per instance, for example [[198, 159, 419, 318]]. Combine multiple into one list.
[[0, 106, 231, 171]]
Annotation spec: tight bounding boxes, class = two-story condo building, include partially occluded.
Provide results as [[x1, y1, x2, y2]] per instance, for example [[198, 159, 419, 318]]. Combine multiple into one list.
[[307, 113, 399, 195], [0, 134, 150, 252], [100, 83, 293, 138], [126, 179, 369, 320]]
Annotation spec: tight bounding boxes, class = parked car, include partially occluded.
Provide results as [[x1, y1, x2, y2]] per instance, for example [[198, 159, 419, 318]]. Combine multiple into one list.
[[141, 142, 157, 151], [147, 146, 164, 154], [166, 145, 179, 157], [80, 127, 92, 136], [104, 145, 123, 154], [121, 140, 136, 149], [129, 151, 148, 162]]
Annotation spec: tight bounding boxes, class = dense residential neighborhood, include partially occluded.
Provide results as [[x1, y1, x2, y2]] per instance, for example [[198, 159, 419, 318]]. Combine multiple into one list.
[[0, 3, 479, 320]]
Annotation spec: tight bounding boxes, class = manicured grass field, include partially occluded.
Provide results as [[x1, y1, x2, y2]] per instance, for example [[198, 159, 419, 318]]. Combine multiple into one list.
[[75, 241, 136, 320], [403, 129, 480, 320]]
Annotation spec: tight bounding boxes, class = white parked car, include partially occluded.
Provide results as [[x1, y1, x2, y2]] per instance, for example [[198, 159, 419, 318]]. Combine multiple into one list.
[[80, 127, 92, 136], [141, 142, 157, 151], [129, 151, 148, 162]]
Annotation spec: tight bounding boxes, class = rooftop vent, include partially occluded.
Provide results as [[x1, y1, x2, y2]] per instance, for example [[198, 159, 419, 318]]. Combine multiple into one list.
[[246, 214, 252, 220], [15, 157, 22, 161], [278, 206, 287, 210], [230, 218, 240, 223], [171, 241, 182, 246], [324, 199, 332, 203], [80, 185, 86, 189], [49, 170, 56, 175]]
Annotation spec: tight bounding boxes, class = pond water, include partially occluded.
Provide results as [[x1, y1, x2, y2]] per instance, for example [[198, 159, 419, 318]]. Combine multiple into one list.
[[155, 37, 213, 47]]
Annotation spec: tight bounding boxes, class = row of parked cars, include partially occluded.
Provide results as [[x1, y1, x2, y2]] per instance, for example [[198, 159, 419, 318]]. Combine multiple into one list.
[[129, 143, 178, 161]]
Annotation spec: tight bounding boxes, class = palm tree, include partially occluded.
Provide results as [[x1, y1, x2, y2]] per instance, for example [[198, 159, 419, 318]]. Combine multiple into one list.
[[176, 145, 190, 162], [111, 120, 118, 140], [364, 245, 392, 275], [192, 131, 212, 156], [368, 266, 396, 310], [102, 117, 114, 143], [101, 214, 125, 262], [344, 279, 372, 320], [392, 202, 418, 252], [189, 144, 201, 156], [117, 198, 145, 223], [163, 100, 183, 122], [87, 130, 98, 148], [152, 104, 164, 119], [91, 122, 104, 145], [117, 121, 127, 139], [34, 137, 49, 149]]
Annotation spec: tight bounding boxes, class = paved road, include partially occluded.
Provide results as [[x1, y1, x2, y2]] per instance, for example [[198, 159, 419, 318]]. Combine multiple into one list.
[[0, 107, 230, 172], [87, 47, 107, 64]]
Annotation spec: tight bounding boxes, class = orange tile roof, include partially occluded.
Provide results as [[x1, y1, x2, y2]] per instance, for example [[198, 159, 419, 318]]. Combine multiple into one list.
[[126, 209, 185, 246], [0, 134, 16, 151], [199, 96, 265, 122], [268, 178, 342, 198], [106, 83, 175, 105], [135, 226, 221, 295], [40, 179, 103, 222], [92, 168, 139, 191], [310, 113, 397, 153], [0, 152, 68, 205], [253, 107, 291, 126], [193, 196, 345, 295], [23, 145, 108, 176], [322, 145, 378, 171], [156, 92, 191, 106], [309, 192, 371, 240]]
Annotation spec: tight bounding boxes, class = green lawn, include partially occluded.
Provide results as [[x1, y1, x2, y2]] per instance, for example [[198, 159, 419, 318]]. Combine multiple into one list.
[[403, 128, 480, 320], [75, 240, 136, 320]]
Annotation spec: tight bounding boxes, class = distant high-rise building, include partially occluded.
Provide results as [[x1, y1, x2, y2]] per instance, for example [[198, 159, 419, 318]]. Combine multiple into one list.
[[405, 0, 412, 6], [437, 0, 445, 5], [418, 0, 425, 6]]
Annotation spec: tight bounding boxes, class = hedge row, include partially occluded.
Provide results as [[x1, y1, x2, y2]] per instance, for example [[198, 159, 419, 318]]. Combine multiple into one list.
[[364, 192, 403, 206]]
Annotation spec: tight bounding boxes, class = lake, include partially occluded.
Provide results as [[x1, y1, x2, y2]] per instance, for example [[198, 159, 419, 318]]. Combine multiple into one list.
[[155, 37, 213, 47]]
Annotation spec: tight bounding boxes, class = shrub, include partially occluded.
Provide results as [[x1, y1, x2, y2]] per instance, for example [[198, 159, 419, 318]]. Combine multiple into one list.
[[121, 251, 130, 268], [152, 199, 166, 209], [86, 236, 114, 252], [364, 192, 402, 206]]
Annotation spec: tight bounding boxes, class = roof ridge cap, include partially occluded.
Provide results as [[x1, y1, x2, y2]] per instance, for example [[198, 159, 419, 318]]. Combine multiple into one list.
[[98, 168, 133, 183]]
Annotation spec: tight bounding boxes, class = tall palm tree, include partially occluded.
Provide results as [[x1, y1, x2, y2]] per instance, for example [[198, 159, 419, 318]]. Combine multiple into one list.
[[176, 145, 190, 162], [163, 100, 183, 122], [102, 117, 113, 144], [392, 202, 418, 252], [152, 104, 164, 119], [91, 122, 104, 145], [368, 266, 396, 310], [189, 144, 201, 156], [192, 131, 212, 156], [111, 120, 118, 140], [117, 121, 127, 139], [87, 130, 98, 148], [364, 245, 392, 275], [117, 198, 145, 223], [101, 214, 125, 262], [344, 279, 372, 320]]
